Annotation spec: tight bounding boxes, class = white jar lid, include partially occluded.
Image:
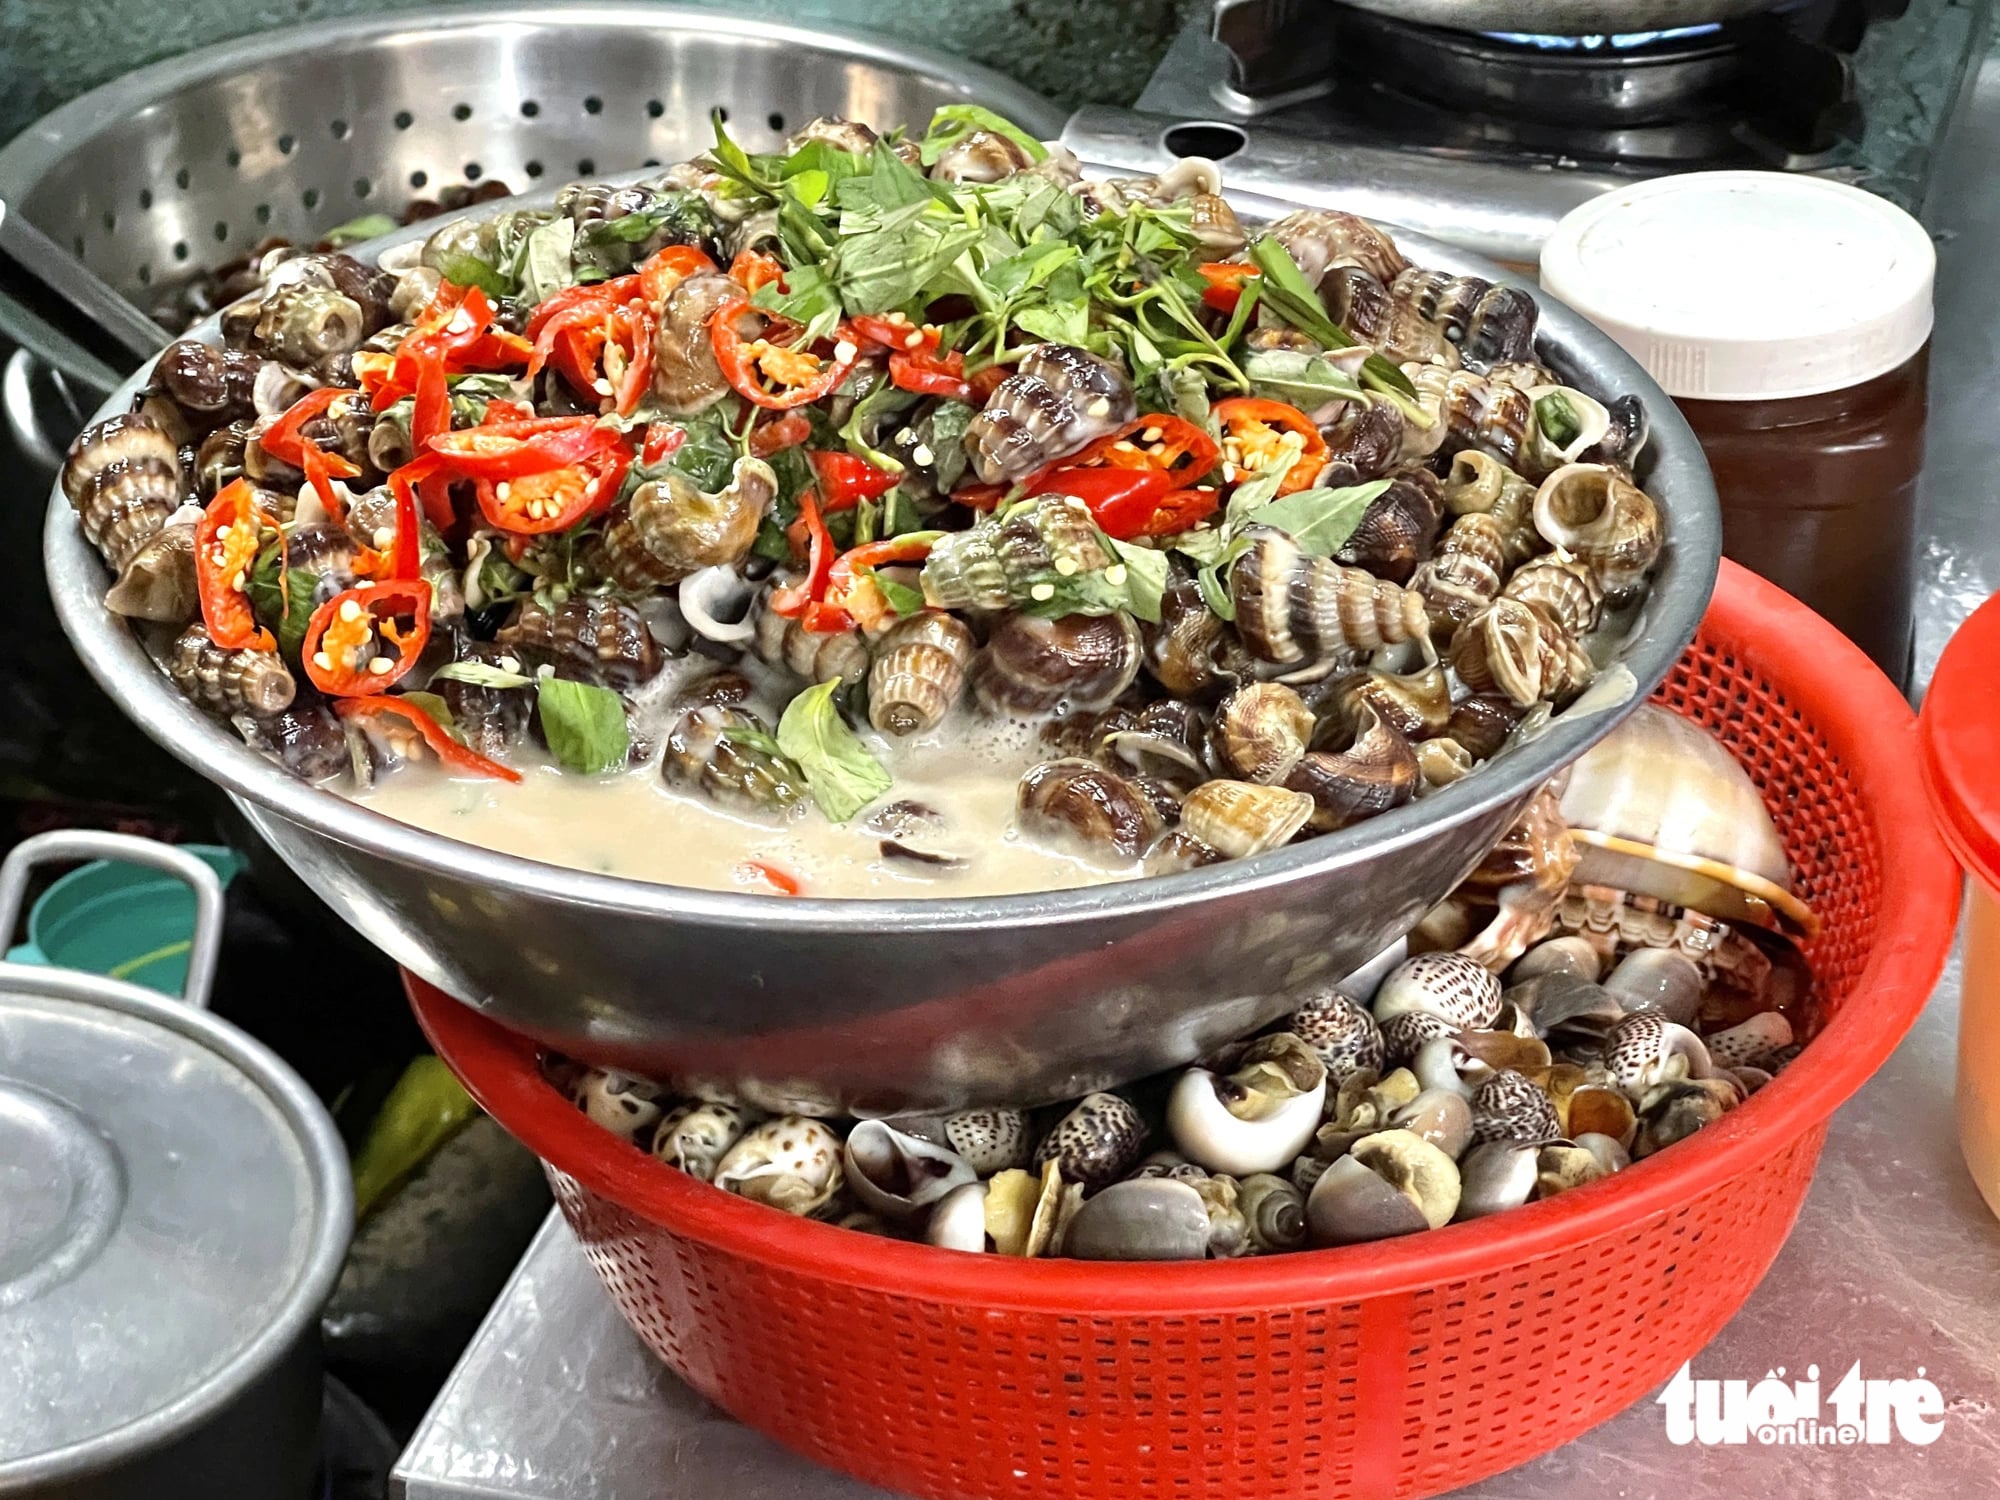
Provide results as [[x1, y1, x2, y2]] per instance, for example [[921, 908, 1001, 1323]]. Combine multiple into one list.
[[1539, 171, 1935, 402]]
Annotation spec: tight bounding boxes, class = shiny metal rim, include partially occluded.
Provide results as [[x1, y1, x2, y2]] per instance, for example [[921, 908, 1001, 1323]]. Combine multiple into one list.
[[0, 963, 351, 1485], [43, 181, 1721, 936]]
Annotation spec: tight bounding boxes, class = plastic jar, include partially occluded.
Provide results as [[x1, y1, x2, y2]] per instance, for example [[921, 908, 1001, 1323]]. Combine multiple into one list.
[[1919, 591, 2000, 1218], [1542, 172, 1935, 688]]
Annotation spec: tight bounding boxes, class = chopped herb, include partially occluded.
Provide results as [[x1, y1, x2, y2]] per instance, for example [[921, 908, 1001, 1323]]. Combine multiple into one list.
[[1242, 348, 1366, 407], [245, 538, 323, 662], [872, 571, 927, 615], [517, 216, 577, 307], [537, 677, 630, 774], [323, 212, 398, 248], [1250, 480, 1392, 557], [1536, 390, 1583, 450], [430, 660, 535, 690], [1105, 537, 1169, 624], [919, 105, 1050, 167], [775, 679, 893, 823]]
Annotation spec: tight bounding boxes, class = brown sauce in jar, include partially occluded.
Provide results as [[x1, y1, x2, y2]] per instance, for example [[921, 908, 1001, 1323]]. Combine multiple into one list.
[[1679, 349, 1929, 687]]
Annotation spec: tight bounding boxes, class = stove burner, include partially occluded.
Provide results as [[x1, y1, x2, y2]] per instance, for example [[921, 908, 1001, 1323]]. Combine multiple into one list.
[[1205, 0, 1888, 169]]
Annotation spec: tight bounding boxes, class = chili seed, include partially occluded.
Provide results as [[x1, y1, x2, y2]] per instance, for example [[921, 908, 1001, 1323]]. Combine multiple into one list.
[[1141, 427, 1164, 442], [338, 598, 364, 623], [911, 444, 935, 466], [368, 656, 395, 675], [1029, 582, 1057, 602], [313, 651, 332, 670], [1053, 557, 1080, 577]]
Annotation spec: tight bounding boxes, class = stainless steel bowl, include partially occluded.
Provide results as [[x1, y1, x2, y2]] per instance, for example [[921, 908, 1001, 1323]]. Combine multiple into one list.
[[44, 170, 1721, 1114]]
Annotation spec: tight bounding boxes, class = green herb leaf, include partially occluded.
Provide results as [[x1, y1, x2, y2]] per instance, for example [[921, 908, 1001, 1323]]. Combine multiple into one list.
[[1242, 348, 1365, 407], [245, 538, 324, 663], [752, 262, 843, 346], [1225, 449, 1304, 518], [1167, 526, 1229, 566], [872, 571, 927, 615], [430, 660, 535, 690], [537, 677, 630, 774], [1195, 535, 1251, 621], [919, 105, 1049, 167], [722, 723, 787, 758], [399, 692, 457, 736], [518, 216, 577, 307], [1105, 537, 1169, 624], [918, 400, 976, 492], [1247, 236, 1352, 350], [324, 212, 398, 248], [1250, 480, 1392, 557], [704, 112, 777, 201], [432, 249, 512, 299], [775, 679, 893, 823], [752, 517, 794, 563]]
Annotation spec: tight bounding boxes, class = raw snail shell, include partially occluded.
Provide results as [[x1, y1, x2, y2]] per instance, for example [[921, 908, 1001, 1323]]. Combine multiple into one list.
[[841, 1120, 979, 1221], [1167, 1033, 1328, 1176], [712, 1116, 845, 1218], [1379, 1010, 1462, 1066], [1372, 951, 1503, 1029], [63, 412, 185, 576], [1179, 779, 1315, 859], [568, 1068, 668, 1142], [1600, 1013, 1714, 1098], [1469, 1069, 1563, 1145], [1532, 463, 1662, 598], [1386, 1087, 1475, 1158], [1287, 990, 1387, 1080], [1454, 1140, 1539, 1220], [1307, 1129, 1461, 1245], [653, 1101, 760, 1181], [1704, 1012, 1796, 1071], [166, 624, 295, 717], [1601, 947, 1706, 1028], [1063, 1178, 1211, 1262], [890, 1108, 1035, 1176], [1034, 1092, 1148, 1189], [868, 610, 976, 736], [1238, 1173, 1308, 1253]]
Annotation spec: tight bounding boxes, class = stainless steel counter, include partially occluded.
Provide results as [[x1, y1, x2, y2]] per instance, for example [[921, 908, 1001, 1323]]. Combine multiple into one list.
[[392, 55, 2000, 1500]]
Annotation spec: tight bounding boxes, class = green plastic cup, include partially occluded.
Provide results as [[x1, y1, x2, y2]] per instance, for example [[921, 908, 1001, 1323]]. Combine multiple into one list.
[[6, 843, 242, 994]]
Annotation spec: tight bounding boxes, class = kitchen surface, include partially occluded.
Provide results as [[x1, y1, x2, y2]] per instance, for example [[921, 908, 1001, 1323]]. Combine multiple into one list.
[[5, 0, 2000, 1496]]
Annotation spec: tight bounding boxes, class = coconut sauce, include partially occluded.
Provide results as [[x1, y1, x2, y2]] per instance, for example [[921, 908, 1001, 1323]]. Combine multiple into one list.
[[351, 707, 1142, 899]]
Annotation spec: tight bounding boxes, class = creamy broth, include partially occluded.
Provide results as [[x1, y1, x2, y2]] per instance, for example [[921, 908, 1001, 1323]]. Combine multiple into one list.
[[353, 707, 1142, 899]]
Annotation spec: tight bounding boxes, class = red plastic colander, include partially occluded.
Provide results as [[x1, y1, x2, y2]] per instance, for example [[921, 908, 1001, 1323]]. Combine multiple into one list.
[[413, 558, 1961, 1500]]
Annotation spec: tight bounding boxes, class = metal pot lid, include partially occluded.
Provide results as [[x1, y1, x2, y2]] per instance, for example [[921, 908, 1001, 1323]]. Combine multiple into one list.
[[0, 833, 352, 1483]]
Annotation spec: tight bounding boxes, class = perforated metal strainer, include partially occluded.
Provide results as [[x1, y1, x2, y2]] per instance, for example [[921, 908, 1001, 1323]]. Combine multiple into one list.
[[0, 5, 1065, 304]]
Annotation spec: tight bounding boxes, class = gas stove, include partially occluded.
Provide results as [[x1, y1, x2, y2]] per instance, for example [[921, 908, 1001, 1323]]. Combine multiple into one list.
[[1061, 0, 1988, 262]]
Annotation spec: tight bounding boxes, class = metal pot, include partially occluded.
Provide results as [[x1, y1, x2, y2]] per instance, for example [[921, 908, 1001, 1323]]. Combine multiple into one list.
[[1298, 0, 1795, 35], [0, 833, 351, 1500]]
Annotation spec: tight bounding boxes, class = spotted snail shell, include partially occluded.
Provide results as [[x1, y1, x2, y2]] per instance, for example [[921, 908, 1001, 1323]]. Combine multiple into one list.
[[752, 591, 870, 687], [1449, 597, 1595, 710], [965, 344, 1136, 485], [1211, 682, 1314, 784], [1373, 951, 1504, 1029], [597, 456, 775, 588], [1289, 990, 1387, 1080], [973, 611, 1142, 718], [166, 623, 295, 717], [1334, 465, 1445, 584], [1179, 779, 1315, 859], [1533, 463, 1664, 599], [496, 596, 665, 691], [1230, 532, 1430, 665], [663, 705, 808, 817], [1470, 1070, 1563, 1145], [1034, 1092, 1149, 1189], [1016, 758, 1164, 861], [868, 610, 976, 736], [62, 412, 185, 576], [1284, 700, 1419, 832], [922, 494, 1117, 614]]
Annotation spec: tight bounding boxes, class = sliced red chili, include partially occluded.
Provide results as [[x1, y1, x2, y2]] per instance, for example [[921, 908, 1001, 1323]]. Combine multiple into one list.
[[195, 479, 275, 651], [851, 314, 972, 402], [333, 695, 521, 782], [967, 365, 1009, 402], [428, 416, 624, 479], [261, 388, 365, 512], [1197, 261, 1258, 314], [728, 249, 786, 294], [641, 422, 689, 466], [709, 298, 855, 410], [1213, 397, 1330, 497], [639, 244, 717, 303], [950, 480, 1007, 510], [526, 279, 639, 342], [386, 466, 425, 581], [1031, 467, 1176, 540], [748, 410, 812, 458], [1140, 486, 1221, 537], [808, 450, 897, 512], [733, 860, 801, 896], [769, 487, 835, 620], [302, 581, 433, 696], [473, 444, 629, 535]]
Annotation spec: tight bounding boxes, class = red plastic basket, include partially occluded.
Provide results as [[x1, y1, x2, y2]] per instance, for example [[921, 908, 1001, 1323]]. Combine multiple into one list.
[[413, 558, 1961, 1500]]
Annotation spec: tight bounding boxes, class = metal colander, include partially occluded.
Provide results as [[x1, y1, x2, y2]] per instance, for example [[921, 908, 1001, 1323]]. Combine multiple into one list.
[[0, 4, 1064, 304]]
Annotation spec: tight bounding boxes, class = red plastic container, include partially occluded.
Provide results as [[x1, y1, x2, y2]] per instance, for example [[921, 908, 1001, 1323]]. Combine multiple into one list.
[[415, 558, 1960, 1500]]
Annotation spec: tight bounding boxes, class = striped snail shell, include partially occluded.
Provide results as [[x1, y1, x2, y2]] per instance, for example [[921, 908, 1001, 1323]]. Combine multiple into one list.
[[597, 456, 775, 589], [1322, 267, 1457, 368], [964, 344, 1136, 485], [1143, 571, 1238, 698], [1501, 552, 1605, 639], [1264, 208, 1407, 288], [1319, 399, 1406, 486], [1285, 700, 1419, 832], [1179, 779, 1315, 860], [1408, 365, 1534, 474], [104, 512, 200, 624], [1016, 759, 1164, 861], [1334, 465, 1445, 585], [496, 596, 666, 691], [663, 704, 809, 817], [62, 411, 185, 576], [251, 282, 367, 366], [1412, 512, 1508, 641], [922, 494, 1116, 614], [195, 419, 252, 499], [1230, 531, 1430, 666], [752, 590, 869, 687], [1533, 463, 1664, 600], [1449, 597, 1595, 710], [166, 623, 295, 718], [234, 693, 347, 781], [973, 611, 1142, 718], [1211, 682, 1314, 784], [868, 610, 976, 736]]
